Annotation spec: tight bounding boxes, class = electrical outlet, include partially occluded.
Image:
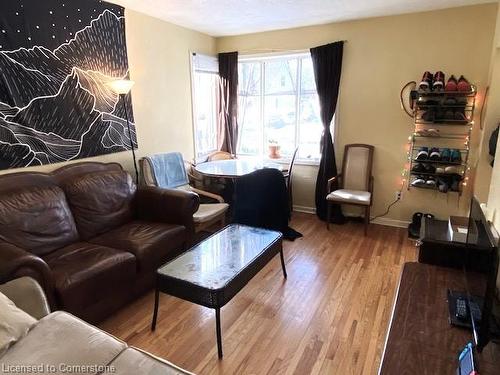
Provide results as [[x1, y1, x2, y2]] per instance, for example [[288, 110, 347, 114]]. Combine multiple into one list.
[[395, 191, 402, 200]]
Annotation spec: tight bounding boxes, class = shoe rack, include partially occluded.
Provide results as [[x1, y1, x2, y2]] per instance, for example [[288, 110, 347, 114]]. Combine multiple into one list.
[[404, 86, 476, 194]]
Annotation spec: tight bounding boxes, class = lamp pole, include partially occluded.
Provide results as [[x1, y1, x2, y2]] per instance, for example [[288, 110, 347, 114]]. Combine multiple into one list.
[[121, 93, 139, 184]]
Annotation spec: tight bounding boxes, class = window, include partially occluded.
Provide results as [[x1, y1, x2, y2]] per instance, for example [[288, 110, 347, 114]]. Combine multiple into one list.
[[191, 53, 218, 159], [238, 53, 325, 162]]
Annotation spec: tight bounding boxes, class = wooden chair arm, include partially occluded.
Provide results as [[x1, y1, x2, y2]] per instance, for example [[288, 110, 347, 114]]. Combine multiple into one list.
[[190, 187, 225, 203], [327, 174, 342, 193]]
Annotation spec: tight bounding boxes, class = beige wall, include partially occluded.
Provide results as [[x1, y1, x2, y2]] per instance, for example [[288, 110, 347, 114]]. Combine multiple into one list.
[[0, 9, 216, 176], [217, 4, 498, 222]]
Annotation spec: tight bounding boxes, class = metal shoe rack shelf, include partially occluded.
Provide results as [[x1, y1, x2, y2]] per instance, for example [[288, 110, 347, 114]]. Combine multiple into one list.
[[406, 87, 476, 193]]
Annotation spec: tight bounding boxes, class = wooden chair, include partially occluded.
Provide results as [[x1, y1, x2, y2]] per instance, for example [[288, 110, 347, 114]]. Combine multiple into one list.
[[326, 144, 374, 235], [207, 151, 235, 161], [140, 153, 229, 233], [282, 147, 299, 213]]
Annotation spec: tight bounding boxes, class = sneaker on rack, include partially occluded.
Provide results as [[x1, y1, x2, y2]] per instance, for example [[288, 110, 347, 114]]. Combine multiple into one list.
[[419, 71, 433, 91], [440, 148, 451, 162], [437, 177, 450, 193], [450, 149, 462, 163], [416, 147, 429, 160], [424, 164, 436, 174], [426, 176, 437, 187], [429, 147, 441, 161], [411, 163, 426, 173], [433, 71, 445, 91], [411, 176, 427, 187], [457, 76, 472, 92], [445, 75, 458, 91]]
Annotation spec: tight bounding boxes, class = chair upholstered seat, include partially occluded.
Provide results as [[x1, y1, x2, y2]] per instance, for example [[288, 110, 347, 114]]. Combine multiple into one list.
[[193, 203, 229, 223], [327, 189, 371, 205]]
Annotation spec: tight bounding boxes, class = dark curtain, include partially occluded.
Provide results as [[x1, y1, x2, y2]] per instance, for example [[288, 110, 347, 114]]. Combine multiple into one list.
[[310, 41, 345, 222], [217, 51, 239, 154]]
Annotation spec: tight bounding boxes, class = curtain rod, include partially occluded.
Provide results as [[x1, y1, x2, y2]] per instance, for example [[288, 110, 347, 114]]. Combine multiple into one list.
[[237, 40, 347, 54]]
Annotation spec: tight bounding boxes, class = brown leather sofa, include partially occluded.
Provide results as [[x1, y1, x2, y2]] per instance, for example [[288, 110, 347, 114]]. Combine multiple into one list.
[[0, 162, 200, 323]]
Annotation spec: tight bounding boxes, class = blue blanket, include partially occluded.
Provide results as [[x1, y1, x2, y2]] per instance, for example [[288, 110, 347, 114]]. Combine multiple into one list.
[[145, 152, 189, 189]]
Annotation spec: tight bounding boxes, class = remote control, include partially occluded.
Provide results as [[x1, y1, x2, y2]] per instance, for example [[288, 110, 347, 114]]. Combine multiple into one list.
[[456, 298, 468, 321]]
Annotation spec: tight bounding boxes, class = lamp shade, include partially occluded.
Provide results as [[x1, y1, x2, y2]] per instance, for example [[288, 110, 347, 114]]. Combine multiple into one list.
[[107, 79, 135, 94]]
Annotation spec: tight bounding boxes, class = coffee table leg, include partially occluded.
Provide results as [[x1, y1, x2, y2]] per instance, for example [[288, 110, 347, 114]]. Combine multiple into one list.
[[151, 287, 159, 331], [279, 248, 287, 279], [215, 308, 223, 359]]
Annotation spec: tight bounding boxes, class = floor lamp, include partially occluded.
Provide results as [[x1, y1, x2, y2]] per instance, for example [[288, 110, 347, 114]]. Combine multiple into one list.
[[107, 79, 139, 184]]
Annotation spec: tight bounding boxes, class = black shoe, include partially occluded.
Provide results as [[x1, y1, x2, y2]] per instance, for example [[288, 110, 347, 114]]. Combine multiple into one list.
[[437, 177, 449, 193], [408, 212, 423, 239], [411, 163, 425, 173], [416, 147, 429, 161], [424, 164, 436, 174], [411, 175, 427, 187], [426, 176, 437, 187]]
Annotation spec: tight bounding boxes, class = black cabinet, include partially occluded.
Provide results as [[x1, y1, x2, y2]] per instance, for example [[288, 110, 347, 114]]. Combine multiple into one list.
[[418, 217, 495, 273]]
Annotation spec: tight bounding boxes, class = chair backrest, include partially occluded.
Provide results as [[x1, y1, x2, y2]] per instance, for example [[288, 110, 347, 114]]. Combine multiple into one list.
[[208, 151, 234, 161], [287, 147, 299, 183], [341, 144, 374, 192], [142, 152, 189, 189]]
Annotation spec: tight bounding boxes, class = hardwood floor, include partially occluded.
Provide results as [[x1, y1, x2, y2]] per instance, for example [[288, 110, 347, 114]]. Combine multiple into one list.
[[100, 213, 417, 374]]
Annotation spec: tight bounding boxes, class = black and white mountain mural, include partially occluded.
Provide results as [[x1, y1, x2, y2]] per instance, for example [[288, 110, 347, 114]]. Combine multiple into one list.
[[0, 0, 136, 170]]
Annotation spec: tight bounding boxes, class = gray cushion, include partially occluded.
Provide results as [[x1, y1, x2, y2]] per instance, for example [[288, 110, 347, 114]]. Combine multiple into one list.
[[0, 292, 37, 358], [1, 311, 126, 374], [0, 277, 50, 320]]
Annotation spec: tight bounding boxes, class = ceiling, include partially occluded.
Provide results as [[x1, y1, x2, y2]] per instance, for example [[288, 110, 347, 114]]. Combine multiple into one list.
[[109, 0, 495, 36]]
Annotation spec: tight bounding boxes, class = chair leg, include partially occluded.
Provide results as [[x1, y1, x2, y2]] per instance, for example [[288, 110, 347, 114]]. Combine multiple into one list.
[[327, 201, 332, 230], [364, 206, 370, 236]]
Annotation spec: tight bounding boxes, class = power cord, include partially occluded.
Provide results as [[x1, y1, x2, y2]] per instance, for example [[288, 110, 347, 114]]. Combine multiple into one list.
[[371, 194, 402, 221]]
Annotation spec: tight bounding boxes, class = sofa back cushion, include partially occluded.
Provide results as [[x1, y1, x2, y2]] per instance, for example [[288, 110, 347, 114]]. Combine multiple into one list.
[[0, 186, 79, 255], [0, 291, 37, 358], [63, 171, 136, 240]]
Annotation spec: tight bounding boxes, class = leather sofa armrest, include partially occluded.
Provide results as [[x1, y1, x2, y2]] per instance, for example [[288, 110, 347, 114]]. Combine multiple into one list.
[[135, 186, 200, 235], [0, 277, 51, 319], [0, 242, 55, 308]]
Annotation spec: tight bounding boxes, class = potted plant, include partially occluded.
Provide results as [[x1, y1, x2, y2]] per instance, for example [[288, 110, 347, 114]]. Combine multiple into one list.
[[268, 139, 281, 159]]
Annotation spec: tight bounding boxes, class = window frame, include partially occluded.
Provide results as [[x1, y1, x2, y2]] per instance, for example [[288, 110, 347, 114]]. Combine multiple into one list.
[[237, 51, 336, 166], [190, 52, 219, 163]]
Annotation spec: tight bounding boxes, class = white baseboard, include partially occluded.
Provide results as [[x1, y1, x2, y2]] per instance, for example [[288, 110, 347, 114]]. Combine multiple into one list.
[[293, 206, 409, 229], [293, 205, 316, 214], [370, 217, 410, 228]]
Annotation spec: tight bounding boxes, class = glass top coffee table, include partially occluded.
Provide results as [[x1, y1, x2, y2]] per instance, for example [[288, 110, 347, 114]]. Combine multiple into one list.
[[151, 224, 287, 359]]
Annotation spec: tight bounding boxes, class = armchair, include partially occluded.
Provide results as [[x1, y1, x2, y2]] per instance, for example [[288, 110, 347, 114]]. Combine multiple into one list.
[[326, 144, 375, 235], [140, 153, 229, 233]]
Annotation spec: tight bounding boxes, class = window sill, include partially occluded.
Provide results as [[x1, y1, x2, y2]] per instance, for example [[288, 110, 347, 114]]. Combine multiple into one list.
[[267, 158, 320, 167], [238, 154, 320, 167]]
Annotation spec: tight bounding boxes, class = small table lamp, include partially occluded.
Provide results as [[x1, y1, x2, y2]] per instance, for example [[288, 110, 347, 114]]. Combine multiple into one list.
[[107, 79, 139, 184]]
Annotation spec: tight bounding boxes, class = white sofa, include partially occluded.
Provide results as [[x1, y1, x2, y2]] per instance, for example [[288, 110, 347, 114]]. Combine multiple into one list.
[[0, 277, 193, 375]]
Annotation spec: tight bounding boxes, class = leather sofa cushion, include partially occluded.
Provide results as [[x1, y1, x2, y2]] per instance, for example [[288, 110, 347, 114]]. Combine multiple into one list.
[[0, 292, 37, 357], [0, 186, 79, 256], [44, 242, 136, 310], [63, 171, 136, 240], [105, 347, 194, 375], [90, 221, 187, 272], [0, 311, 127, 374]]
